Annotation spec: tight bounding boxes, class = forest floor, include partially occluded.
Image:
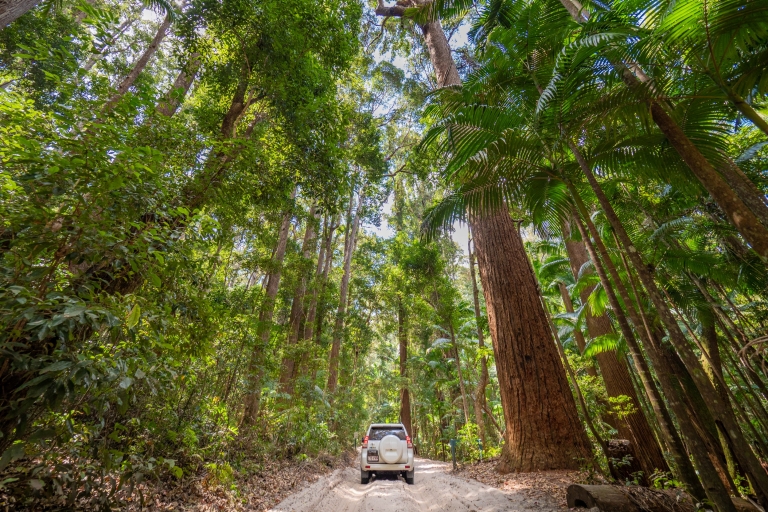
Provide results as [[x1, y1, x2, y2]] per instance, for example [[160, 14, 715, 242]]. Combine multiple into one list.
[[270, 457, 582, 512], [454, 457, 595, 510], [119, 451, 359, 512]]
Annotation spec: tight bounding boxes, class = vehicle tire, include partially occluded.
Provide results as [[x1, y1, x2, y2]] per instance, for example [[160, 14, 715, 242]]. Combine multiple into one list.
[[406, 470, 414, 485], [361, 469, 370, 484]]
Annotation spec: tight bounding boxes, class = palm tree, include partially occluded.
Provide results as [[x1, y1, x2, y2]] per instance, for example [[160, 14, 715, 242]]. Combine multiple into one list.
[[418, 0, 768, 504]]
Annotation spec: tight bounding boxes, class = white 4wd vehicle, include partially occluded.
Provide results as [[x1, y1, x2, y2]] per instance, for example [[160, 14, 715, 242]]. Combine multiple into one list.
[[360, 423, 415, 485]]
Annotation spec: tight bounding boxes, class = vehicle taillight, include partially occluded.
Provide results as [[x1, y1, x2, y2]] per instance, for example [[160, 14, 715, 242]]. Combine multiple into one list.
[[406, 435, 412, 448], [362, 435, 369, 448]]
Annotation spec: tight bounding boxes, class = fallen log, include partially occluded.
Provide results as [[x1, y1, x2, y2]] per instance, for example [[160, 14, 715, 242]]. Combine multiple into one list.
[[567, 484, 761, 512]]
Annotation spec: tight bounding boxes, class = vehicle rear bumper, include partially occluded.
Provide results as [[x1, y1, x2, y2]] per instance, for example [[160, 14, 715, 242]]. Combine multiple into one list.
[[361, 462, 414, 472]]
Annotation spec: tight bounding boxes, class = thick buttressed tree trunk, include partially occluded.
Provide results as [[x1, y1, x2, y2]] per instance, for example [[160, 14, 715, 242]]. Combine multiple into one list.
[[376, 2, 591, 470], [242, 197, 295, 425], [398, 299, 412, 436], [279, 206, 318, 396], [472, 209, 593, 471], [562, 222, 669, 480], [326, 192, 363, 394]]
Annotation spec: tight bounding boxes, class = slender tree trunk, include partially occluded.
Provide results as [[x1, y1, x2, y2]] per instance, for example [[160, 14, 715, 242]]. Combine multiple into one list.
[[399, 299, 412, 436], [471, 209, 593, 471], [326, 192, 363, 394], [104, 14, 172, 111], [557, 281, 597, 377], [304, 216, 335, 343], [448, 321, 470, 425], [0, 0, 40, 28], [544, 299, 609, 460], [241, 194, 295, 425], [279, 206, 318, 395], [660, 329, 739, 494], [82, 18, 137, 73], [468, 235, 488, 447], [567, 208, 709, 502], [570, 140, 768, 505], [561, 221, 669, 481], [156, 53, 201, 117]]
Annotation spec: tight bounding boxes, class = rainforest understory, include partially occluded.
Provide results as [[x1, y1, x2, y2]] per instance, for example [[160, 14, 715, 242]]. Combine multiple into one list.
[[1, 0, 768, 510]]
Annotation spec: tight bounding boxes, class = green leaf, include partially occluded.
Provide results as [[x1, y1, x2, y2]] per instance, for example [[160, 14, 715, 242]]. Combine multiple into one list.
[[0, 443, 25, 472], [126, 304, 141, 329], [148, 273, 161, 288], [40, 361, 72, 373], [119, 377, 133, 389]]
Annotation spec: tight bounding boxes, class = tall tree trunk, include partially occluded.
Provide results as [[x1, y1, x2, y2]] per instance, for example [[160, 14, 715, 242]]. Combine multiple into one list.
[[557, 281, 597, 377], [326, 192, 363, 394], [566, 207, 709, 502], [471, 209, 593, 471], [156, 53, 201, 117], [104, 14, 172, 112], [82, 17, 137, 73], [468, 235, 488, 447], [0, 0, 39, 28], [448, 321, 470, 425], [279, 205, 318, 396], [562, 222, 669, 481], [241, 194, 295, 425], [570, 140, 768, 505], [303, 215, 335, 343], [377, 1, 592, 472], [399, 299, 412, 436]]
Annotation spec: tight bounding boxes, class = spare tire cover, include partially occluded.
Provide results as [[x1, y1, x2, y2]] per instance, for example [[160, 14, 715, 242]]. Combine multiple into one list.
[[379, 434, 404, 464]]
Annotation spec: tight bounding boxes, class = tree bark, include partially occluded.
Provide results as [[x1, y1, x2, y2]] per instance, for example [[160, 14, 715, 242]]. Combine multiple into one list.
[[326, 192, 363, 394], [241, 194, 295, 425], [468, 234, 488, 447], [571, 140, 768, 505], [156, 53, 201, 117], [567, 207, 709, 502], [561, 222, 669, 481], [377, 1, 593, 471], [471, 208, 593, 471], [303, 216, 336, 344], [0, 0, 39, 28], [279, 205, 318, 396], [448, 321, 471, 425], [557, 281, 597, 377], [104, 14, 172, 112], [399, 299, 412, 436]]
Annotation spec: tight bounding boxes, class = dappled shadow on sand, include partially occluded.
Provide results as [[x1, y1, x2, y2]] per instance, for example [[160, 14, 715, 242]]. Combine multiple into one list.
[[271, 457, 563, 512]]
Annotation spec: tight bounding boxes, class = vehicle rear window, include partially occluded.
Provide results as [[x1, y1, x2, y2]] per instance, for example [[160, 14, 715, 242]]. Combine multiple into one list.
[[369, 427, 406, 440]]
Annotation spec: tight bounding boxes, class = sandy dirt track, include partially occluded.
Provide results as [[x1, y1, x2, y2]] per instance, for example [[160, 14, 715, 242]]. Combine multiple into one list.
[[270, 458, 562, 512]]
